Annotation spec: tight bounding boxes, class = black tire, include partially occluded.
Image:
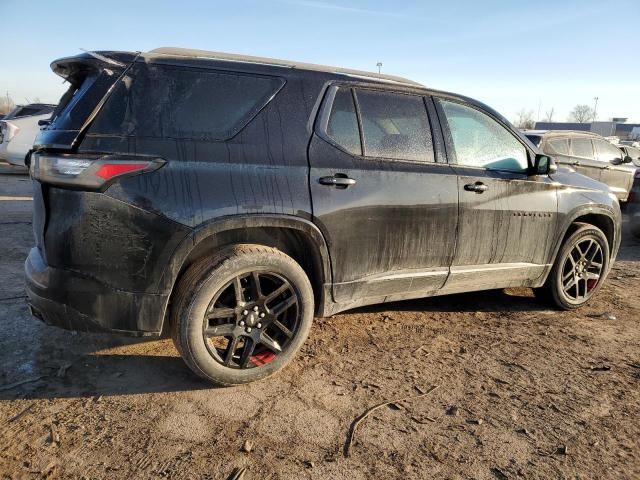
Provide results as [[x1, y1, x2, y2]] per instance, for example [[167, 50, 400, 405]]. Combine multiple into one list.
[[170, 244, 314, 386], [535, 223, 610, 310]]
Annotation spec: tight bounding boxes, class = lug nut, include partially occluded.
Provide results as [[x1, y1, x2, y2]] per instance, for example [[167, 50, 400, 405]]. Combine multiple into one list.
[[246, 327, 252, 333], [253, 306, 259, 312], [257, 323, 262, 328], [242, 310, 248, 315], [260, 313, 265, 318], [240, 320, 245, 326]]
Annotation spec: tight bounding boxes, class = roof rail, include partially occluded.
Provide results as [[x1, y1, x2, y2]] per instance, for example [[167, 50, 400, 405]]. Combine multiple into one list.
[[148, 47, 423, 87]]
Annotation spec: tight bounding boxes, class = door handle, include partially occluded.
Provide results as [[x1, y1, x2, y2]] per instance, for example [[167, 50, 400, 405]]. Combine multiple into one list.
[[319, 175, 356, 187], [602, 165, 611, 170], [464, 182, 488, 193]]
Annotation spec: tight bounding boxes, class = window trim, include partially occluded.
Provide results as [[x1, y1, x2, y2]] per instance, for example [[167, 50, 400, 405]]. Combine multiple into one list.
[[434, 96, 534, 173]]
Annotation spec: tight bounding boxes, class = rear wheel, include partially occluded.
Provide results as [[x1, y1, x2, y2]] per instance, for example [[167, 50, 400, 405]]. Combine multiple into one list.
[[171, 245, 314, 386], [535, 223, 609, 310]]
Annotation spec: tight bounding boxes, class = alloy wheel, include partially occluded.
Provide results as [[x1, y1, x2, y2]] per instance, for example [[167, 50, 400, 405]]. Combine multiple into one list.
[[560, 237, 604, 303], [202, 271, 300, 369]]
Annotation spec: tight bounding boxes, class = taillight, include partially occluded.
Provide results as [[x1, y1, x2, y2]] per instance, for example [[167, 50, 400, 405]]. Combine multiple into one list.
[[30, 152, 165, 189]]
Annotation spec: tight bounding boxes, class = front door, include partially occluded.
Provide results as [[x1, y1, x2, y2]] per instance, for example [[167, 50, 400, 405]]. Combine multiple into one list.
[[308, 85, 458, 304], [434, 98, 558, 293]]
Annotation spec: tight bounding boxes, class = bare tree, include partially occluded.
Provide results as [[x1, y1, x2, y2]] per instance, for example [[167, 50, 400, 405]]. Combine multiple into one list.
[[543, 107, 555, 122], [0, 93, 15, 116], [568, 104, 595, 123], [514, 109, 535, 129]]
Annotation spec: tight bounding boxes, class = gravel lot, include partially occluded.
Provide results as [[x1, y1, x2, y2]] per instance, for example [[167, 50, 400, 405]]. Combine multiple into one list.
[[1, 163, 639, 479]]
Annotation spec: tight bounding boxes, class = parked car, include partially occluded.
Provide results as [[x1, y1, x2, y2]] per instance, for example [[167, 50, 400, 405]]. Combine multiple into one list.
[[26, 48, 621, 386], [525, 130, 636, 202], [619, 144, 640, 167], [628, 170, 640, 238], [0, 112, 52, 166], [3, 103, 55, 120]]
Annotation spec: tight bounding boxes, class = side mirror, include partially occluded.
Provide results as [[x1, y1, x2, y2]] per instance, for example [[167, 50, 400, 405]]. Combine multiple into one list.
[[533, 154, 556, 175], [610, 157, 623, 166], [623, 155, 633, 164]]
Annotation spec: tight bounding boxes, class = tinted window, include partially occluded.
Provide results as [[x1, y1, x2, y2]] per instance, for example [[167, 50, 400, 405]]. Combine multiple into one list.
[[439, 99, 528, 172], [327, 88, 361, 155], [91, 64, 284, 140], [49, 69, 122, 131], [525, 134, 542, 146], [355, 89, 433, 162], [570, 138, 594, 159], [593, 139, 623, 163], [547, 138, 569, 155]]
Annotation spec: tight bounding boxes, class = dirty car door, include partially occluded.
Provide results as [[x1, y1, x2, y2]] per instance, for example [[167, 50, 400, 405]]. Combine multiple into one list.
[[567, 137, 603, 183], [308, 86, 458, 304], [435, 98, 558, 292]]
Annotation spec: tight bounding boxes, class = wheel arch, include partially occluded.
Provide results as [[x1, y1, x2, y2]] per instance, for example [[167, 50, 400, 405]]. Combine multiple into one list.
[[541, 206, 620, 287], [158, 215, 332, 333]]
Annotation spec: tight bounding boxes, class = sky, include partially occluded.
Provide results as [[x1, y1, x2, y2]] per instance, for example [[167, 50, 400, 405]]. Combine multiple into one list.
[[1, 0, 638, 123]]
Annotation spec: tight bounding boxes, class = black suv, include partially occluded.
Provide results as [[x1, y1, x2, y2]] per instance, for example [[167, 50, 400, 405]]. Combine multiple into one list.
[[26, 48, 621, 385]]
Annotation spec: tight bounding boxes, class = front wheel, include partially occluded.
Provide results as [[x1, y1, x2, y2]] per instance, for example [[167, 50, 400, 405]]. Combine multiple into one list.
[[535, 223, 610, 310], [171, 245, 314, 386]]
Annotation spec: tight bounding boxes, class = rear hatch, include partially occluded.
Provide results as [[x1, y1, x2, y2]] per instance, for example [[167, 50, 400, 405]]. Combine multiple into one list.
[[31, 51, 138, 254], [35, 51, 138, 150]]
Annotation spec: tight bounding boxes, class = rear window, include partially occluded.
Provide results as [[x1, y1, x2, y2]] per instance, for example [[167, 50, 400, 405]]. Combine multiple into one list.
[[547, 138, 569, 155], [355, 89, 433, 162], [326, 87, 361, 155], [570, 138, 594, 159], [49, 69, 122, 131], [89, 64, 284, 141]]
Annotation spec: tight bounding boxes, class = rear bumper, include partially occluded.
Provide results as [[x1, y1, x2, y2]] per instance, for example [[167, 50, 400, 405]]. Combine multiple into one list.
[[25, 247, 167, 336]]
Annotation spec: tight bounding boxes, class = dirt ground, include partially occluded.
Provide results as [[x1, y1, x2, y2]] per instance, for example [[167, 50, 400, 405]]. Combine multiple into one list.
[[0, 162, 638, 480]]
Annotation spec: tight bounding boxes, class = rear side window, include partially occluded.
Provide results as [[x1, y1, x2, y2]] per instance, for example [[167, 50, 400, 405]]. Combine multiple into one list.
[[327, 88, 361, 155], [355, 89, 433, 162], [570, 138, 594, 159], [547, 138, 569, 155], [90, 64, 284, 141]]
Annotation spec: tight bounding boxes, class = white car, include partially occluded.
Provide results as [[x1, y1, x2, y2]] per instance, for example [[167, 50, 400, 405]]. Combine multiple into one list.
[[0, 112, 51, 166]]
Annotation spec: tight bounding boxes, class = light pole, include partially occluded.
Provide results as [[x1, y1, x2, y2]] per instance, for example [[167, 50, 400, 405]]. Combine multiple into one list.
[[593, 97, 599, 121], [376, 62, 382, 74]]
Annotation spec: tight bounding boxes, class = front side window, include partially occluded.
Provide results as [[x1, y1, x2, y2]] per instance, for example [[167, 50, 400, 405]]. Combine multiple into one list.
[[90, 64, 284, 141], [570, 138, 594, 159], [326, 87, 361, 155], [593, 139, 623, 163], [547, 138, 569, 155], [439, 99, 528, 172], [627, 146, 640, 161], [355, 89, 433, 162]]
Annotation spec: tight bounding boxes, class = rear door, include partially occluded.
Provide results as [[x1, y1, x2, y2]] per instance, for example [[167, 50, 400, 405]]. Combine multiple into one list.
[[308, 85, 458, 303], [434, 97, 558, 292], [593, 138, 635, 201], [567, 137, 602, 182]]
